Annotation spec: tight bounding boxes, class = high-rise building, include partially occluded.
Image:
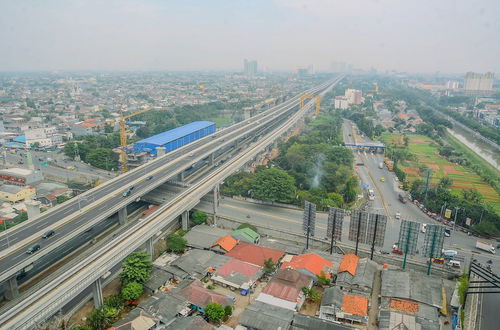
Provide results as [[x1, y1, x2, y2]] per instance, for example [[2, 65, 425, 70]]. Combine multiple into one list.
[[345, 89, 363, 105], [244, 59, 258, 77], [446, 81, 460, 89], [464, 72, 494, 93]]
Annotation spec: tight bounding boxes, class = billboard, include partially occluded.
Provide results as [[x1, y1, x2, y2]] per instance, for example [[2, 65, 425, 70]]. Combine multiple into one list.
[[349, 210, 369, 243], [445, 209, 452, 219], [422, 224, 446, 257], [303, 201, 316, 237], [349, 211, 386, 246], [327, 207, 344, 241], [397, 220, 420, 255]]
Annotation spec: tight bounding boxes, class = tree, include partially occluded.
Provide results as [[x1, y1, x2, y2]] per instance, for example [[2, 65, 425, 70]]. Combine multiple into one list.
[[166, 233, 187, 253], [438, 177, 453, 189], [120, 252, 153, 285], [317, 271, 330, 286], [104, 124, 114, 134], [263, 258, 276, 274], [191, 210, 207, 225], [121, 281, 143, 301], [342, 176, 358, 203], [462, 189, 483, 204], [224, 305, 233, 317], [56, 195, 71, 204], [301, 287, 321, 302], [205, 302, 225, 324], [86, 306, 119, 330], [251, 168, 296, 203]]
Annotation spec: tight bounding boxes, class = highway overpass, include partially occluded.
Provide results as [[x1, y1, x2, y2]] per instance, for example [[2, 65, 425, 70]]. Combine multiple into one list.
[[0, 76, 344, 328]]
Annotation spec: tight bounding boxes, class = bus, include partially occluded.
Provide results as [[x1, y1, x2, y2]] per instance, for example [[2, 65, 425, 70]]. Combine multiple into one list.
[[368, 189, 375, 201]]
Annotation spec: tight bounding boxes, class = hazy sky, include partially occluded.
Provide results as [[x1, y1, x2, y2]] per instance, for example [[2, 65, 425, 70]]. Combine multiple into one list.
[[1, 0, 499, 73]]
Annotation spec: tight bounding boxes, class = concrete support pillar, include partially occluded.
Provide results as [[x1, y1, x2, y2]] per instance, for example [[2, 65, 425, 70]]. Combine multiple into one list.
[[145, 237, 154, 258], [177, 171, 185, 182], [92, 278, 103, 309], [213, 184, 220, 226], [118, 207, 128, 225], [181, 210, 189, 230], [5, 277, 19, 300], [208, 153, 215, 166]]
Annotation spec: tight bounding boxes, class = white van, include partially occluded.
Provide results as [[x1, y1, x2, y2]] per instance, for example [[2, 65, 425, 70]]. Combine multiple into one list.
[[448, 260, 461, 269], [421, 224, 427, 233]]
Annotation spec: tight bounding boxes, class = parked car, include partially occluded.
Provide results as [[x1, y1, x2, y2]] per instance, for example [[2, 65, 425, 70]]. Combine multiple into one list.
[[395, 212, 401, 220]]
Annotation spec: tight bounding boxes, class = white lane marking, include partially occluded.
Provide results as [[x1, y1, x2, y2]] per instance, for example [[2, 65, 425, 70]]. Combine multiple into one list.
[[62, 208, 74, 215], [12, 252, 28, 260], [36, 222, 47, 229]]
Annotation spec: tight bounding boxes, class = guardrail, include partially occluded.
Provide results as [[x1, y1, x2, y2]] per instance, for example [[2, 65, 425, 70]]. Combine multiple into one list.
[[0, 80, 334, 283], [0, 77, 343, 328]]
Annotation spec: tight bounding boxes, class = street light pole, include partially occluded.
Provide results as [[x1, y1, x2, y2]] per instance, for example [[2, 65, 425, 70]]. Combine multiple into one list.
[[452, 207, 460, 243]]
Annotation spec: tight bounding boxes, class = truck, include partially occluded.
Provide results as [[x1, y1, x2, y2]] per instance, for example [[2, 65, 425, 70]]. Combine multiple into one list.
[[367, 189, 375, 201], [386, 160, 394, 171], [379, 162, 384, 169], [398, 193, 407, 204], [476, 241, 496, 254]]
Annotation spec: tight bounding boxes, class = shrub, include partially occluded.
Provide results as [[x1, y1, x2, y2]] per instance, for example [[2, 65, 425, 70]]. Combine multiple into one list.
[[121, 282, 143, 301]]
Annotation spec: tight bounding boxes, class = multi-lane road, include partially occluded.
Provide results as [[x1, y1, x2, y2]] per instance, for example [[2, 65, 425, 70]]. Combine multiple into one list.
[[0, 77, 340, 296]]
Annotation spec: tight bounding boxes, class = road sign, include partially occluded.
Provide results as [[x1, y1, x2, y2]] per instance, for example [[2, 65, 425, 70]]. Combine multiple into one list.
[[422, 224, 446, 258], [366, 213, 387, 247], [349, 210, 368, 243], [303, 201, 316, 237], [327, 207, 344, 241], [397, 220, 420, 255], [445, 209, 452, 219]]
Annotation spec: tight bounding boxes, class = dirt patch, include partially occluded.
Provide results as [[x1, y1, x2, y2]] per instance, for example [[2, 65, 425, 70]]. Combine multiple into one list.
[[425, 163, 441, 171], [298, 286, 324, 317], [403, 167, 419, 175], [409, 137, 430, 145], [442, 165, 461, 175]]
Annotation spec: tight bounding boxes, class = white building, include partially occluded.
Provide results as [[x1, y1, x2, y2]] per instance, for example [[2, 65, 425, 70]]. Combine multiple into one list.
[[464, 72, 494, 92], [334, 96, 349, 110], [345, 89, 363, 105]]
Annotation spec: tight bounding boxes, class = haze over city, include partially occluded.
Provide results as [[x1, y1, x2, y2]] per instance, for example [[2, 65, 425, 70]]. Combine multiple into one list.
[[1, 0, 499, 73]]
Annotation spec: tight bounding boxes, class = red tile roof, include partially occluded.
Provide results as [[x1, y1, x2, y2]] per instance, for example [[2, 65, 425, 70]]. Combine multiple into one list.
[[261, 269, 312, 302], [215, 259, 261, 278], [280, 253, 333, 278], [338, 253, 359, 276], [342, 295, 368, 316], [224, 242, 284, 267], [391, 298, 419, 313], [212, 235, 238, 252], [176, 280, 232, 308]]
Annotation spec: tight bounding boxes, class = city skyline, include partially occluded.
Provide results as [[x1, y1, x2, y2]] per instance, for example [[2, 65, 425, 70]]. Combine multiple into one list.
[[0, 0, 499, 73]]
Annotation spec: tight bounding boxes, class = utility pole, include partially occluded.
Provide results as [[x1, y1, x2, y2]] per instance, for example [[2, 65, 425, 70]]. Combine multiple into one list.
[[355, 212, 362, 256], [370, 214, 380, 260]]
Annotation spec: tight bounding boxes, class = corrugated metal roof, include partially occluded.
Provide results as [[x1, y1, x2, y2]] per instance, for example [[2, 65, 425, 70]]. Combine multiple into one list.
[[135, 121, 214, 146]]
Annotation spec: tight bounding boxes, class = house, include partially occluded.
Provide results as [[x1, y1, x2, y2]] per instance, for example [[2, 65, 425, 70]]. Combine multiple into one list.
[[291, 314, 355, 330], [0, 185, 36, 203], [239, 301, 295, 330], [211, 235, 238, 253], [231, 227, 260, 244], [138, 291, 191, 326], [165, 316, 213, 330], [335, 254, 377, 296], [161, 249, 231, 281], [280, 253, 333, 280], [319, 287, 369, 325], [256, 268, 313, 311], [211, 258, 263, 293], [174, 280, 233, 313], [184, 224, 232, 250], [110, 308, 160, 330], [225, 242, 285, 267]]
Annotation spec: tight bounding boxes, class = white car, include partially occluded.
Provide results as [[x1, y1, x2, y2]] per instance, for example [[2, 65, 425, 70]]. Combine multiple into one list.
[[395, 212, 401, 220]]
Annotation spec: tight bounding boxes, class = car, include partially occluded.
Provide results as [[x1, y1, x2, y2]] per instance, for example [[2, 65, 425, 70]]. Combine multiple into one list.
[[395, 212, 401, 220], [42, 230, 55, 239], [146, 176, 153, 180], [26, 244, 41, 254], [122, 187, 134, 197], [380, 177, 385, 182]]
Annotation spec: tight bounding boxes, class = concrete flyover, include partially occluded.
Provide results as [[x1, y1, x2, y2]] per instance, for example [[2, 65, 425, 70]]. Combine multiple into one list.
[[0, 76, 344, 329], [0, 77, 337, 293]]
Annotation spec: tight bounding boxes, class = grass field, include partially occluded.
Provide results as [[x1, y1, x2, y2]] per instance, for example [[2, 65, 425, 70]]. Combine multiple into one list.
[[380, 132, 500, 213]]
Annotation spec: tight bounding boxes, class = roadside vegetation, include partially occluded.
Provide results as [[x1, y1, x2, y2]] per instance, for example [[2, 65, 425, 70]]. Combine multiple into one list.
[[221, 108, 358, 210]]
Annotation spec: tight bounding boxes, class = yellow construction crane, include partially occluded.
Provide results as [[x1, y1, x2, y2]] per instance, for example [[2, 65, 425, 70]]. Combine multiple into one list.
[[119, 107, 166, 173], [300, 94, 321, 115]]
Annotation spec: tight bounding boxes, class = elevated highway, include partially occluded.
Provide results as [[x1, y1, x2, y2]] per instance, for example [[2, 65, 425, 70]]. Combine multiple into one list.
[[0, 76, 344, 328]]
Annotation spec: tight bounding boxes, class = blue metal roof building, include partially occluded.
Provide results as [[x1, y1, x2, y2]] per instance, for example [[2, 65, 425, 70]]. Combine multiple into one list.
[[133, 121, 216, 155]]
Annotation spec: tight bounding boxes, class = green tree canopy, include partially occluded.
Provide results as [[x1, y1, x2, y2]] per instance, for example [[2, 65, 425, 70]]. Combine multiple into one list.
[[166, 233, 187, 253], [121, 281, 143, 301], [251, 168, 296, 203], [205, 302, 225, 324], [263, 258, 276, 274], [191, 210, 207, 225], [120, 252, 153, 285]]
